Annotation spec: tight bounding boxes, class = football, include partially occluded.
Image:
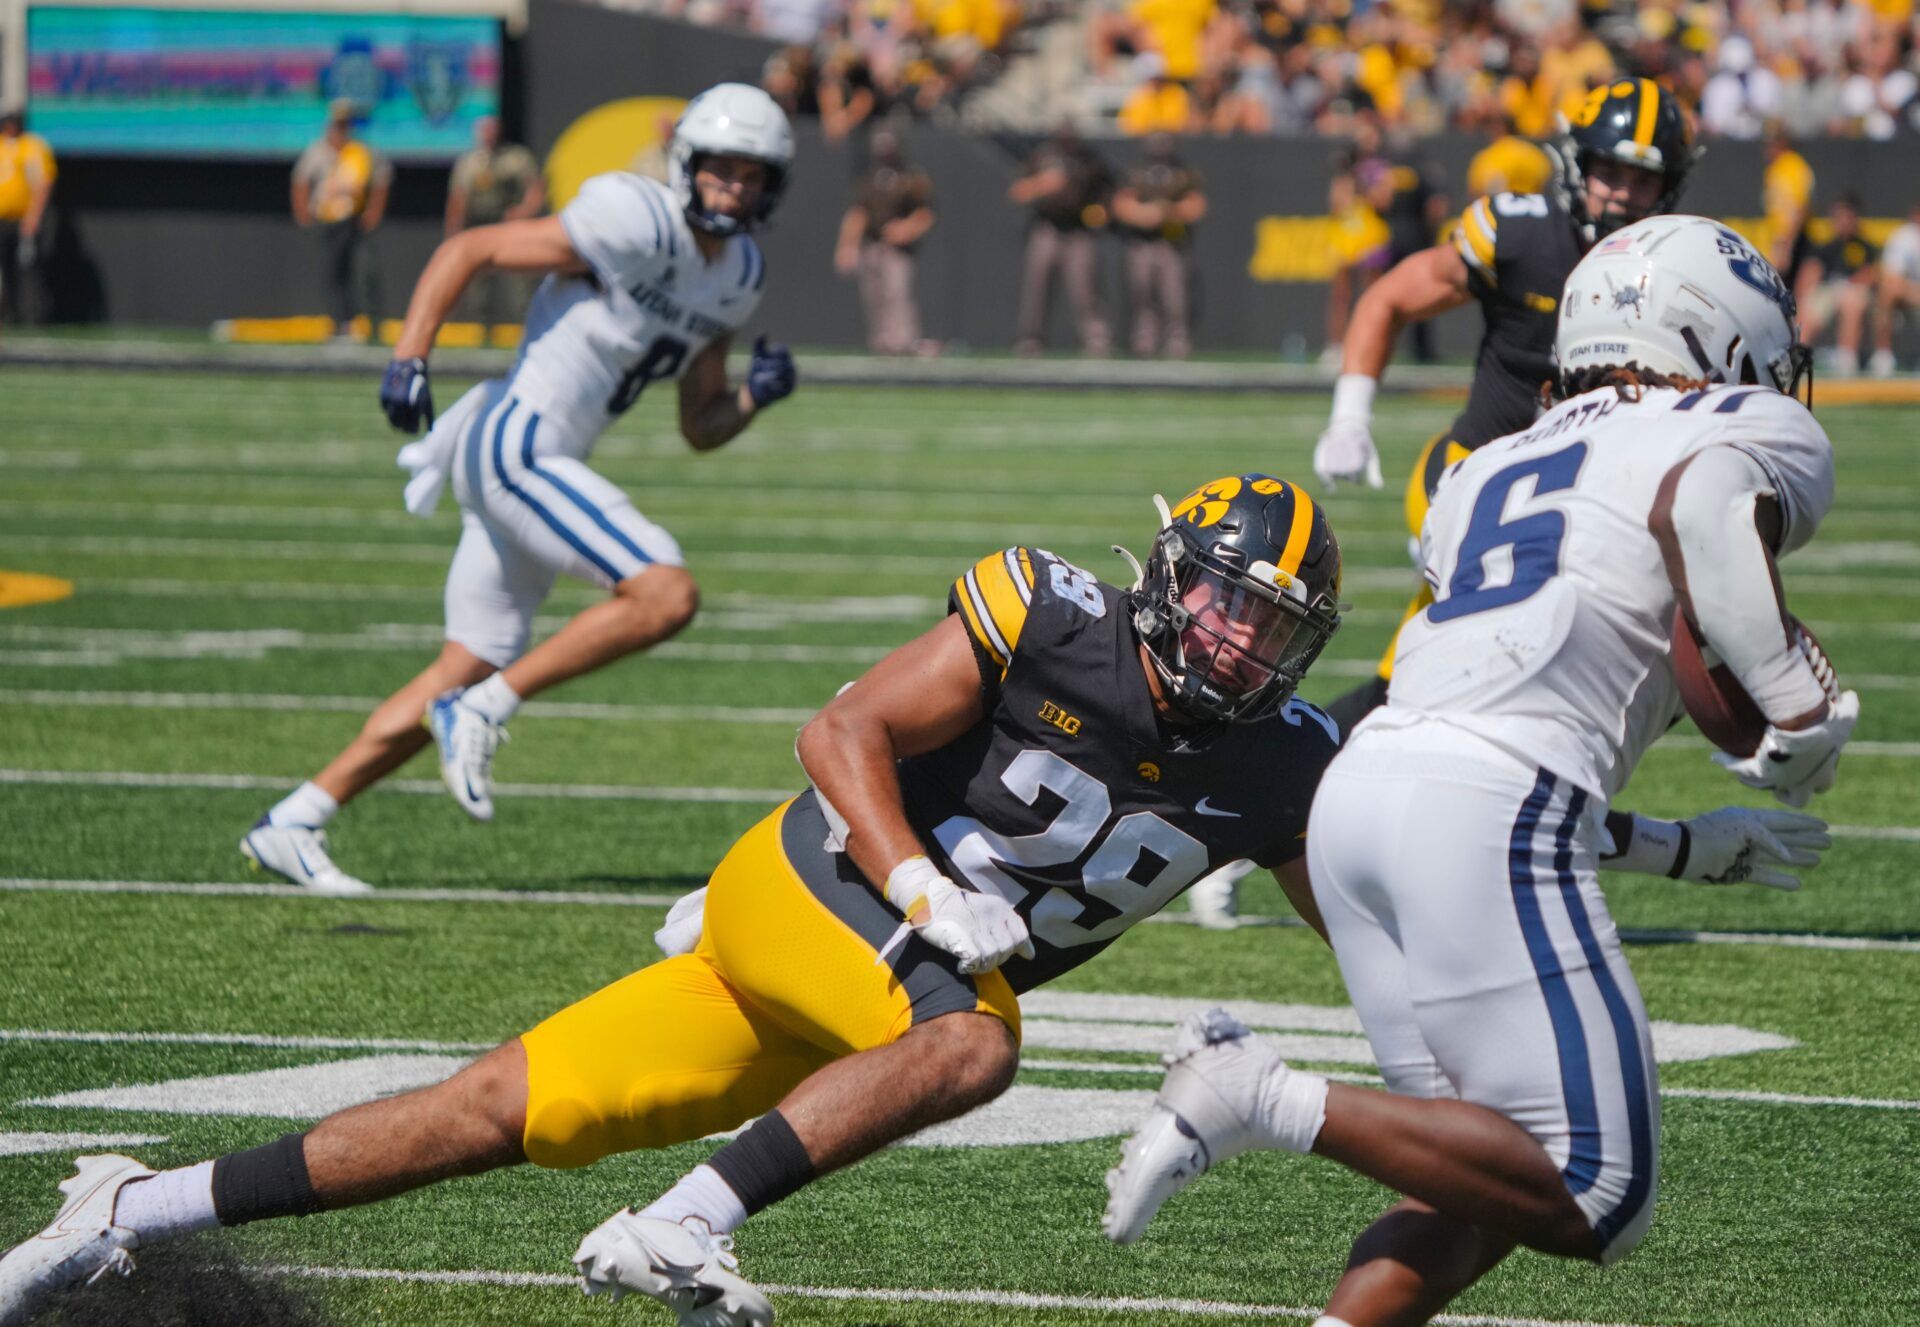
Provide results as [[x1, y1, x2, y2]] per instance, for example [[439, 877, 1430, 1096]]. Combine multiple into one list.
[[1670, 607, 1840, 757]]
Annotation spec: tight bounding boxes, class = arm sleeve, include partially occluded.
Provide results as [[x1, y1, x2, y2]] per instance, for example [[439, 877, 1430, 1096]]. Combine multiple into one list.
[[947, 547, 1038, 698], [560, 173, 668, 291], [1717, 391, 1837, 556], [1665, 443, 1829, 723]]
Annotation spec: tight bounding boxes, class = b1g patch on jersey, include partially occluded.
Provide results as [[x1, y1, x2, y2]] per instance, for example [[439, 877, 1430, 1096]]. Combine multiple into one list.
[[1038, 700, 1083, 736]]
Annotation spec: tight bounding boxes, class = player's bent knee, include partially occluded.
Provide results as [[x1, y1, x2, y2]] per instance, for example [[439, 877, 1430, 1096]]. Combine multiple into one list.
[[430, 1041, 532, 1166], [615, 565, 700, 640], [916, 1011, 1019, 1108]]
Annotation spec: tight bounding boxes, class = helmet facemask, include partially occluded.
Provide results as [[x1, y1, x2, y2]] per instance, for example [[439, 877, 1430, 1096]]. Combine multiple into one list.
[[1133, 526, 1340, 726], [675, 148, 788, 236]]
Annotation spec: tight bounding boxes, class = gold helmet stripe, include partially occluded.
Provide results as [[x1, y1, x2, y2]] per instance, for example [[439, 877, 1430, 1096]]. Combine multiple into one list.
[[1278, 485, 1317, 577], [1634, 78, 1660, 148]]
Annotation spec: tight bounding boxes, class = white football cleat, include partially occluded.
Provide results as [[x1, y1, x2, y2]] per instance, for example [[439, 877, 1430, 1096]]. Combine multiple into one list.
[[574, 1212, 771, 1326], [0, 1153, 152, 1325], [240, 819, 373, 896], [429, 691, 506, 823], [1102, 1009, 1288, 1244]]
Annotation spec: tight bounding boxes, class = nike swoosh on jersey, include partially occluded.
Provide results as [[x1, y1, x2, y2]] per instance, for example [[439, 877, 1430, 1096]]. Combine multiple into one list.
[[1194, 797, 1240, 818]]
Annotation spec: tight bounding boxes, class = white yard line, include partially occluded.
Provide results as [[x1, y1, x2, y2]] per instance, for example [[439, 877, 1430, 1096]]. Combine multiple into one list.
[[2, 876, 1915, 953], [0, 625, 892, 667], [1145, 909, 1920, 952], [0, 769, 791, 803], [0, 537, 1429, 591], [5, 1027, 1914, 1113], [0, 689, 817, 725], [260, 1264, 1664, 1326], [0, 878, 680, 907]]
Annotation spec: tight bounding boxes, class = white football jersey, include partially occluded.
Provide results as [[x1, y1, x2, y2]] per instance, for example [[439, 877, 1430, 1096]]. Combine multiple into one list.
[[508, 171, 767, 450], [1374, 383, 1834, 801]]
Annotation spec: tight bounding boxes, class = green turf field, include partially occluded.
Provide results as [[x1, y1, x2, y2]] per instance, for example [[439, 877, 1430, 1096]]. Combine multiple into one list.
[[1, 367, 1916, 1326]]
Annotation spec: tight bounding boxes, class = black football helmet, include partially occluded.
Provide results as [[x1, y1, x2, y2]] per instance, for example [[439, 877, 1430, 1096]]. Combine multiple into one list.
[[1559, 78, 1699, 240], [1126, 475, 1342, 726]]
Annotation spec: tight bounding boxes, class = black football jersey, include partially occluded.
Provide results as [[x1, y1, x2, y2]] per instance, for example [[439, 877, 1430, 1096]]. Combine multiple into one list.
[[890, 546, 1340, 992], [1449, 191, 1588, 448]]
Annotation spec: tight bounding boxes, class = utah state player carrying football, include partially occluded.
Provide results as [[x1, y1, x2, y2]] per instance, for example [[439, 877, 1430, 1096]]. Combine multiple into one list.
[[1314, 78, 1699, 735], [0, 477, 1348, 1327], [1105, 218, 1854, 1326]]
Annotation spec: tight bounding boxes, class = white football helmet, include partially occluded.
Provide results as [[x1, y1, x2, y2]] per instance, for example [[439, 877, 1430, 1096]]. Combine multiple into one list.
[[669, 83, 794, 236], [1555, 214, 1811, 399]]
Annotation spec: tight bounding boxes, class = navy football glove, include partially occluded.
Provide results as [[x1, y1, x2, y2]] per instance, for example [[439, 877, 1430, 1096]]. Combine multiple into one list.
[[381, 357, 435, 434], [745, 335, 796, 409]]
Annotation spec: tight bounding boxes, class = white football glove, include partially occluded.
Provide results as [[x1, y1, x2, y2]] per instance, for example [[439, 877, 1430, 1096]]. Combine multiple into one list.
[[653, 885, 707, 957], [1312, 417, 1384, 491], [1676, 807, 1832, 891], [885, 856, 1034, 975], [1713, 690, 1861, 807]]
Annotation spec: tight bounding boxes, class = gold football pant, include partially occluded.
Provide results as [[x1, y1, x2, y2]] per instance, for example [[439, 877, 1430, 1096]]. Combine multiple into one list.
[[518, 793, 1022, 1169], [1372, 429, 1474, 682]]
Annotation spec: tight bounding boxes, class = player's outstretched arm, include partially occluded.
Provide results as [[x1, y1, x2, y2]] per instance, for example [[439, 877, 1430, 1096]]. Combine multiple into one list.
[[391, 216, 587, 362], [1651, 446, 1859, 804], [797, 614, 1032, 973], [798, 614, 986, 887], [380, 217, 591, 432], [677, 334, 796, 450], [1314, 243, 1473, 490]]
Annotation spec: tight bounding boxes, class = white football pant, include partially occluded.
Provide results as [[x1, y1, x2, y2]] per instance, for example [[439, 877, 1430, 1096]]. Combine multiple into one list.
[[442, 381, 685, 667], [1307, 719, 1659, 1265]]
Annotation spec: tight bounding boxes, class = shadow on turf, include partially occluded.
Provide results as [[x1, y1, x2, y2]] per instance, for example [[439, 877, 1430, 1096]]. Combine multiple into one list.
[[35, 1245, 331, 1326]]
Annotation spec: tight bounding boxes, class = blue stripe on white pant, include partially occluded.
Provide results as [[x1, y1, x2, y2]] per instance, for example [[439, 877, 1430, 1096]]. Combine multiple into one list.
[[460, 392, 680, 589], [1508, 769, 1659, 1263]]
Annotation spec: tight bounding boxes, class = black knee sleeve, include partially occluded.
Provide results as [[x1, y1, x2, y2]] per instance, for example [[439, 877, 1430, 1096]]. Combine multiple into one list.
[[212, 1131, 324, 1226], [705, 1109, 815, 1218]]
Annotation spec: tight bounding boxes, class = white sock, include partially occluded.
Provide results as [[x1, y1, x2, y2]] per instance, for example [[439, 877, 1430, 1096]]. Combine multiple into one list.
[[1257, 1064, 1330, 1154], [112, 1161, 220, 1244], [1312, 1317, 1357, 1327], [637, 1164, 749, 1237], [267, 781, 338, 830], [460, 673, 522, 724]]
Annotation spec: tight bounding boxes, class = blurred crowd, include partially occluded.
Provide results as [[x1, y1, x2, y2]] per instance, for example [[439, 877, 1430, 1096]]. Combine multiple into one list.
[[642, 0, 1920, 141], [646, 0, 1054, 132], [1090, 0, 1920, 141]]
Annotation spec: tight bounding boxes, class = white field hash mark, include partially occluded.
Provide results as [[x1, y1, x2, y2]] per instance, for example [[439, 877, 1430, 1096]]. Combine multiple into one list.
[[3, 877, 1917, 953], [3, 1021, 1904, 1113], [262, 1263, 1670, 1327]]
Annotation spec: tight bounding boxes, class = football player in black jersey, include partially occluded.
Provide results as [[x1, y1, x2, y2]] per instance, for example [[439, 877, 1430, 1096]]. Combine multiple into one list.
[[1313, 78, 1698, 736], [0, 477, 1346, 1327]]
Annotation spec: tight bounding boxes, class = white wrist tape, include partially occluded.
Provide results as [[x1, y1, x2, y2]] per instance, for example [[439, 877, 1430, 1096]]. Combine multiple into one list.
[[1330, 373, 1378, 426], [883, 855, 940, 918], [1602, 814, 1688, 879]]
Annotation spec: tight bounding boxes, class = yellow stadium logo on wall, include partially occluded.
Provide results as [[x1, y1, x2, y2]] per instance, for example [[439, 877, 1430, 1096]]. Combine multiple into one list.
[[546, 95, 688, 210]]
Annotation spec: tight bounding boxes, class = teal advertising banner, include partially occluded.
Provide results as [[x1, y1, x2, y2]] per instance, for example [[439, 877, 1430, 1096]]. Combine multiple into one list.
[[27, 7, 501, 159]]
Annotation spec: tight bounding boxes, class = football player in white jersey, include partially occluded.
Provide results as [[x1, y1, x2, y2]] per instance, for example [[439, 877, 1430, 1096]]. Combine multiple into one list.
[[239, 84, 799, 893], [1103, 216, 1859, 1325]]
